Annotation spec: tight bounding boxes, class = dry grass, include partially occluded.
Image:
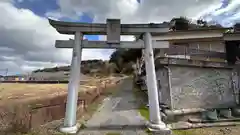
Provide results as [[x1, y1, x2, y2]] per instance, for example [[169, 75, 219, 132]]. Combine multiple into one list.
[[0, 76, 122, 134], [0, 83, 66, 105], [0, 77, 117, 106], [20, 82, 122, 135]]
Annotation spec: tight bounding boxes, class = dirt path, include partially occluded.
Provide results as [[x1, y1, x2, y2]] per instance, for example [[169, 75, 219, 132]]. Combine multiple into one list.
[[78, 78, 147, 135]]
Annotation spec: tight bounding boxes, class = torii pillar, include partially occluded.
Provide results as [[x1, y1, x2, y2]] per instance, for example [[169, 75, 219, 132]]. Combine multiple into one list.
[[144, 32, 170, 133], [59, 32, 82, 133]]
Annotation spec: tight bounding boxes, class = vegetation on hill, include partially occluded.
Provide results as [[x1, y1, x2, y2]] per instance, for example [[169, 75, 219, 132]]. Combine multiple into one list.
[[33, 59, 115, 77], [109, 49, 142, 73]]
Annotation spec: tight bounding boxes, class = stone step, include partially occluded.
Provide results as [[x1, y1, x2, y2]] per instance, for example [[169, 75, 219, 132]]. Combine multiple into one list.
[[168, 121, 240, 130], [188, 117, 240, 123]]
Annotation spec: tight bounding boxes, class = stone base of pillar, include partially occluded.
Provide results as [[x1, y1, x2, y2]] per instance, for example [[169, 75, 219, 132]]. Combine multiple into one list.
[[146, 121, 171, 135], [59, 123, 79, 134]]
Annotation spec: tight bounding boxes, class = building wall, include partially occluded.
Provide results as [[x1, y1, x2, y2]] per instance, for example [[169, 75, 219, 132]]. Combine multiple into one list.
[[156, 66, 237, 110], [188, 41, 225, 52], [189, 41, 225, 62], [155, 41, 226, 62]]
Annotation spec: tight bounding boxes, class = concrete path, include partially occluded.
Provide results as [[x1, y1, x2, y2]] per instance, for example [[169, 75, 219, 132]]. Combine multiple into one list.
[[78, 78, 147, 135]]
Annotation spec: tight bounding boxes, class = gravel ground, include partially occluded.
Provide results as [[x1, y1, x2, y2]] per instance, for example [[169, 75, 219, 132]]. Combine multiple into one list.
[[78, 78, 148, 135]]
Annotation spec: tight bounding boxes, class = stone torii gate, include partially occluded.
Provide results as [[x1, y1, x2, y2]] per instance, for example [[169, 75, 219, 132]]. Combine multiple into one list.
[[49, 18, 240, 134], [49, 19, 171, 134]]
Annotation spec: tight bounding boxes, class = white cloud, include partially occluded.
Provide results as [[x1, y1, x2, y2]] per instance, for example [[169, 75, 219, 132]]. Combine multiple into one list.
[[54, 0, 221, 23], [0, 1, 111, 75], [193, 3, 222, 20], [0, 1, 73, 75], [195, 0, 240, 26], [1, 0, 13, 3], [212, 0, 240, 16], [53, 0, 240, 26]]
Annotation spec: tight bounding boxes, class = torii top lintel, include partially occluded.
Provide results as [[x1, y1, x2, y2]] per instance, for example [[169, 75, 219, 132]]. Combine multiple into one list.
[[49, 18, 240, 42], [48, 18, 171, 35]]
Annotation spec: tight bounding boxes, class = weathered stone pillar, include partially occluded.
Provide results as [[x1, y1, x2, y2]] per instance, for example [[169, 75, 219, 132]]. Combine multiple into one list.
[[143, 32, 170, 134], [60, 31, 82, 134]]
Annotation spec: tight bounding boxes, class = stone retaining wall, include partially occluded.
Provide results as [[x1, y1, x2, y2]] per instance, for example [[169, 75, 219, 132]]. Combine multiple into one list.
[[0, 79, 119, 133]]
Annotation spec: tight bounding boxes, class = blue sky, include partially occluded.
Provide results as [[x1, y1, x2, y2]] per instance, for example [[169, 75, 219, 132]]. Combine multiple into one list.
[[14, 0, 99, 40], [14, 0, 59, 17]]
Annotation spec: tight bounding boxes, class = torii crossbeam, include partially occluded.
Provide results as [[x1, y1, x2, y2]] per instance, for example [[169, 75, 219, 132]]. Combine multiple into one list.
[[55, 39, 170, 48]]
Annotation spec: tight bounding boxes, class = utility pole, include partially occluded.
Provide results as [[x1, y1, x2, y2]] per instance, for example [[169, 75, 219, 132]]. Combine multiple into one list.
[[0, 68, 8, 76]]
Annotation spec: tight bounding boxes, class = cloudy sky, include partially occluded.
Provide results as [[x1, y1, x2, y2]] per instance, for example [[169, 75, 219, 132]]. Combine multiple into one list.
[[0, 0, 239, 75]]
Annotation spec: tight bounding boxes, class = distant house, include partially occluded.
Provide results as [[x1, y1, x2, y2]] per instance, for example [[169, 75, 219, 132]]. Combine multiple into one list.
[[29, 71, 69, 81], [4, 75, 28, 81], [234, 23, 240, 32], [0, 75, 4, 81]]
